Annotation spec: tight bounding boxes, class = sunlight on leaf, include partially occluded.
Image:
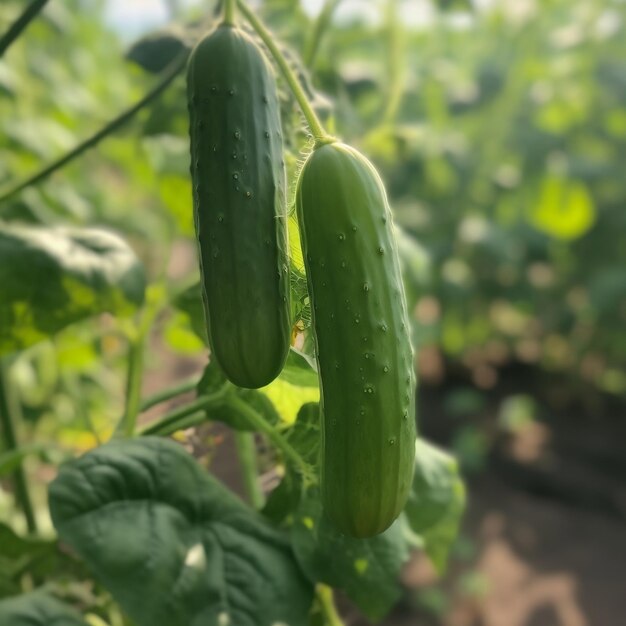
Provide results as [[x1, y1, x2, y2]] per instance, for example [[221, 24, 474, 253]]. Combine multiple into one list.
[[261, 378, 320, 426], [530, 176, 595, 240]]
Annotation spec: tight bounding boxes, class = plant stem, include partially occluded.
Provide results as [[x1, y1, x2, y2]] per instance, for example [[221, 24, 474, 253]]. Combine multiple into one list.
[[0, 51, 189, 207], [236, 0, 334, 147], [233, 431, 264, 508], [0, 0, 49, 59], [223, 0, 236, 25], [227, 395, 310, 477], [316, 585, 345, 626], [382, 0, 405, 124], [119, 333, 146, 438], [139, 376, 198, 412], [0, 359, 37, 533], [304, 0, 341, 69], [139, 389, 227, 436], [142, 410, 206, 437]]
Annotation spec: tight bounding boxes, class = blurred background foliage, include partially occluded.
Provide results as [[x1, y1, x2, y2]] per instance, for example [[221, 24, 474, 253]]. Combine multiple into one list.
[[1, 1, 625, 623], [2, 0, 625, 398], [0, 0, 624, 540]]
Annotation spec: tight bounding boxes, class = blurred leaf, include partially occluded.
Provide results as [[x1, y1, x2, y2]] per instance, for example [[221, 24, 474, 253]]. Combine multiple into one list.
[[49, 437, 314, 626], [530, 176, 595, 240], [291, 490, 412, 622], [143, 134, 189, 176], [0, 443, 64, 476], [126, 28, 190, 74], [443, 388, 486, 418], [262, 467, 301, 525], [404, 440, 466, 573], [0, 523, 82, 597], [163, 311, 204, 354], [0, 224, 145, 355], [498, 394, 537, 432], [0, 591, 88, 625], [159, 174, 194, 236], [285, 402, 320, 466], [395, 225, 432, 303], [279, 349, 318, 387], [172, 280, 208, 345], [261, 377, 320, 426]]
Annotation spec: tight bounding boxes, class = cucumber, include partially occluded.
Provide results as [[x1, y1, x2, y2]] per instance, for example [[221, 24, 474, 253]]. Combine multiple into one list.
[[187, 24, 290, 389], [296, 142, 416, 538]]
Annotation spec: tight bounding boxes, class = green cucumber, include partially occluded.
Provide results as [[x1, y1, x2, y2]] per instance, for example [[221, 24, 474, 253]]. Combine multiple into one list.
[[296, 142, 416, 538], [187, 24, 290, 389]]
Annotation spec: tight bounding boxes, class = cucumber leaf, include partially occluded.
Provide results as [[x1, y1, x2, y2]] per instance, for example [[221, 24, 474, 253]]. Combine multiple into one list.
[[49, 437, 313, 626], [0, 224, 145, 355], [290, 490, 412, 622], [405, 439, 466, 573]]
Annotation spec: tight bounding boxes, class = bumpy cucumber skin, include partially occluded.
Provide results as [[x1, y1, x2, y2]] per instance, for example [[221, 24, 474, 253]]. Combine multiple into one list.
[[296, 143, 416, 538], [187, 25, 290, 389]]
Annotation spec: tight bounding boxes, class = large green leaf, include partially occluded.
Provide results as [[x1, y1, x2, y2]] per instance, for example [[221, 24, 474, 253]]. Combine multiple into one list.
[[404, 440, 466, 573], [0, 591, 88, 626], [0, 224, 145, 355], [49, 437, 313, 626], [291, 491, 413, 622]]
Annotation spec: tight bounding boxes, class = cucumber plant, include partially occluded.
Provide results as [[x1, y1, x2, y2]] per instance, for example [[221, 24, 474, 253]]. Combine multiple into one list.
[[0, 2, 464, 625]]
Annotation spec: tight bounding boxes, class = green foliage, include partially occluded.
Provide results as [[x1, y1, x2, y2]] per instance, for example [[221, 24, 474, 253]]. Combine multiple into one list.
[[0, 223, 145, 355], [291, 492, 412, 621], [0, 523, 78, 598], [49, 437, 314, 626], [313, 0, 626, 386], [126, 27, 190, 74], [405, 440, 466, 573], [0, 591, 88, 626]]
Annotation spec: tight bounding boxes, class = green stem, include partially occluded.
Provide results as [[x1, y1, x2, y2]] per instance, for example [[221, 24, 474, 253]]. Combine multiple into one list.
[[119, 333, 146, 438], [382, 0, 405, 124], [0, 359, 37, 533], [139, 389, 227, 436], [304, 0, 341, 69], [0, 51, 188, 207], [236, 0, 334, 147], [233, 431, 264, 508], [223, 0, 236, 25], [139, 376, 198, 412], [317, 585, 345, 626], [0, 0, 49, 59], [227, 395, 310, 477], [144, 411, 207, 437]]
